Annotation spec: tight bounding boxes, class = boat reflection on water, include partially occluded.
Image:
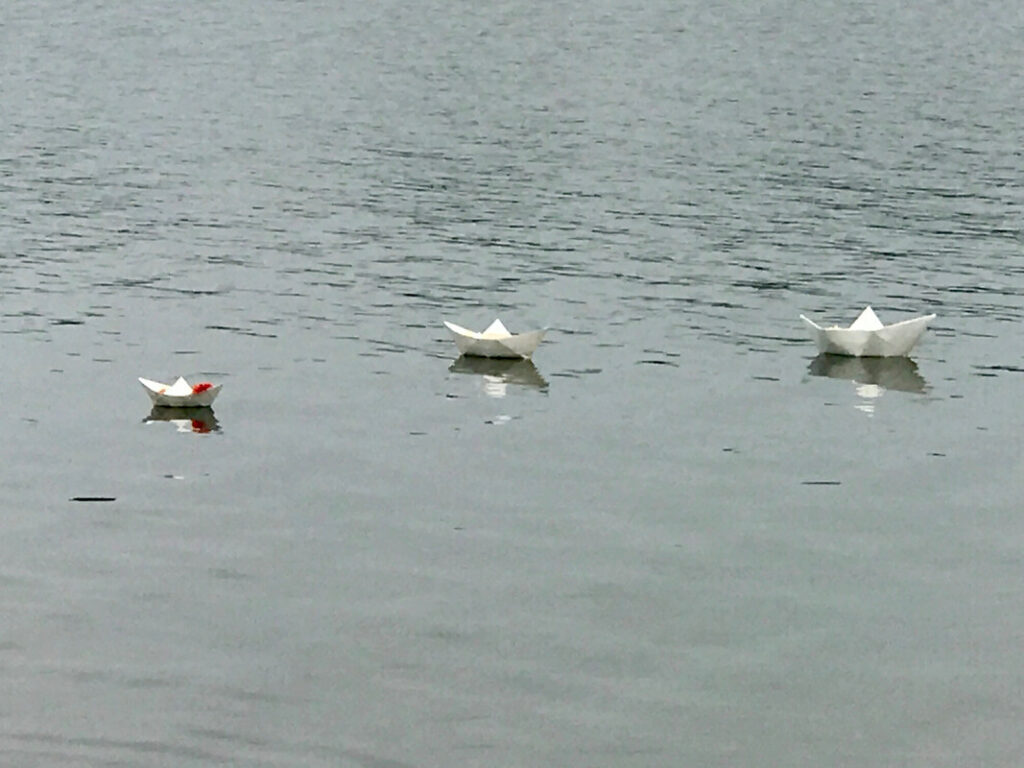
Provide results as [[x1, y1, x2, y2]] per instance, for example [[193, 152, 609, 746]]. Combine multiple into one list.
[[449, 356, 549, 399], [808, 354, 928, 416], [808, 354, 928, 392], [143, 406, 221, 434]]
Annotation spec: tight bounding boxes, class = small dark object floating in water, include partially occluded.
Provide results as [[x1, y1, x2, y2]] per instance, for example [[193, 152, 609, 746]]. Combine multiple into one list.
[[70, 496, 116, 502]]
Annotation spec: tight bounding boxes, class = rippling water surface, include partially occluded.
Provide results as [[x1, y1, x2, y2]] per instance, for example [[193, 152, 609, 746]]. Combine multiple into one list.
[[2, 1, 1023, 765]]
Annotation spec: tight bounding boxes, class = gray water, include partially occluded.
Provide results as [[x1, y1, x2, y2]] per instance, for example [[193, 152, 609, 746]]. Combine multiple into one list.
[[2, 1, 1023, 765]]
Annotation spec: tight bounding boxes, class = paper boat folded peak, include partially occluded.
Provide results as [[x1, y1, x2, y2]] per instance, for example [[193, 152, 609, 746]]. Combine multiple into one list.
[[444, 319, 546, 359], [800, 306, 935, 357], [139, 376, 222, 407]]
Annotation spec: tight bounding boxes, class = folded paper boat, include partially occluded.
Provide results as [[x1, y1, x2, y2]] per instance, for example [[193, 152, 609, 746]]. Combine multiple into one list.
[[139, 376, 222, 407], [443, 319, 546, 359], [799, 306, 935, 357]]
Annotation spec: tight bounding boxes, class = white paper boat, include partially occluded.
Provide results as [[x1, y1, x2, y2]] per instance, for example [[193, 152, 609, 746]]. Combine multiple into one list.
[[799, 306, 935, 357], [443, 319, 546, 359], [139, 376, 222, 407]]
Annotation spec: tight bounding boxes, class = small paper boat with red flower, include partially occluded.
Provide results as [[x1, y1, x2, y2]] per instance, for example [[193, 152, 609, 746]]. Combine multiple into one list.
[[443, 319, 546, 359], [799, 306, 936, 357], [139, 376, 222, 407]]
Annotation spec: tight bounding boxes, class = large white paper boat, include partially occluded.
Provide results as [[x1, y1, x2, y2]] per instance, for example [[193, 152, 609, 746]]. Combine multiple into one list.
[[443, 319, 546, 359], [139, 376, 222, 407], [799, 306, 935, 357]]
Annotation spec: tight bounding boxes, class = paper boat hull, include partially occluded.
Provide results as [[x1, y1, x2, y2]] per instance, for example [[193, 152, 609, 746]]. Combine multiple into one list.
[[800, 314, 934, 357], [139, 378, 222, 407], [444, 322, 545, 359]]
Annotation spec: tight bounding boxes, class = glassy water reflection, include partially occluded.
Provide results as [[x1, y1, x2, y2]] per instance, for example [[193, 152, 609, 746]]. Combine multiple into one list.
[[808, 354, 929, 416], [143, 406, 221, 434], [448, 355, 549, 398]]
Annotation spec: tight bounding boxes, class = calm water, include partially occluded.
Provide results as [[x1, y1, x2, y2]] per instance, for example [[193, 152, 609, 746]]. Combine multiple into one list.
[[2, 0, 1023, 765]]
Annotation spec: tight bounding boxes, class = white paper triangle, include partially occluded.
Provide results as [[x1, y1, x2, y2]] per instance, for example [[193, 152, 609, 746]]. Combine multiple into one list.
[[850, 306, 884, 331], [481, 319, 510, 338]]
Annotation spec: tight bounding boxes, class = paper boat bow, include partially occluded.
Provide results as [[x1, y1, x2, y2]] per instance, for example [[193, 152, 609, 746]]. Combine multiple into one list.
[[799, 306, 935, 357], [444, 319, 546, 359], [139, 376, 222, 407]]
